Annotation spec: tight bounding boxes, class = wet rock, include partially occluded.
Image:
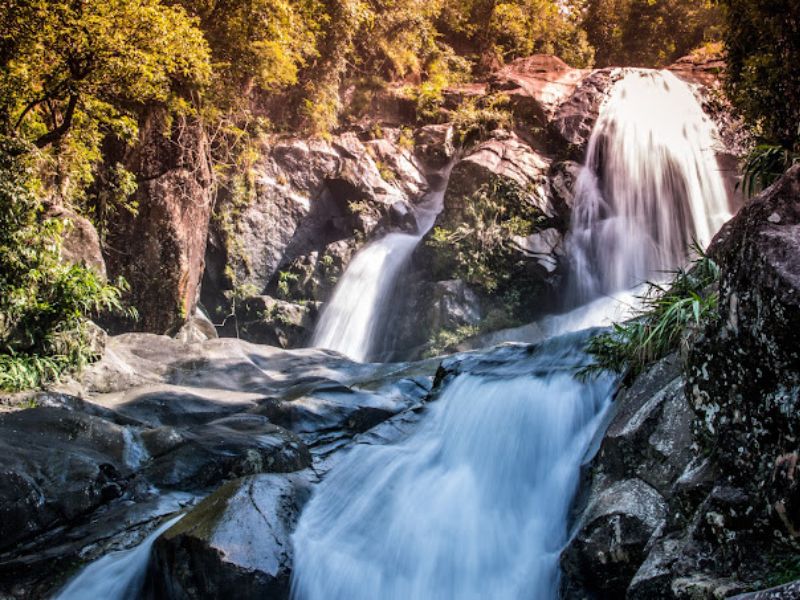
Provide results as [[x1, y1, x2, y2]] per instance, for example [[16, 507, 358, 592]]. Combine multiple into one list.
[[149, 473, 312, 600], [0, 408, 130, 552], [561, 478, 667, 598], [143, 415, 310, 490], [732, 581, 800, 600]]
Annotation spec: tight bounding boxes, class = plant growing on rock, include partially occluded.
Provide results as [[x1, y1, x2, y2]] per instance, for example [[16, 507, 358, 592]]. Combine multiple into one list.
[[0, 140, 131, 391], [580, 247, 720, 380], [451, 94, 514, 146], [427, 178, 543, 295]]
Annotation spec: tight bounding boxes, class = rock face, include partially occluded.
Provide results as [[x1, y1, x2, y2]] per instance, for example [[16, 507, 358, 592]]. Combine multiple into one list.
[[105, 109, 215, 334], [201, 129, 429, 340], [689, 166, 800, 552], [562, 167, 800, 598], [149, 473, 312, 600], [47, 204, 107, 278]]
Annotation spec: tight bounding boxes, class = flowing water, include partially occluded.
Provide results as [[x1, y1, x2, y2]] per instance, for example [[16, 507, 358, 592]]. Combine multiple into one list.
[[54, 515, 183, 600], [568, 69, 730, 303], [311, 170, 451, 362], [55, 68, 731, 600], [291, 334, 615, 600], [292, 68, 730, 599]]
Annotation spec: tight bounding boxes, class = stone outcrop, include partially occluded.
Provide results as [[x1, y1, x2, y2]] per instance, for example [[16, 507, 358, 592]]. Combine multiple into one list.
[[104, 109, 215, 334], [0, 331, 439, 596], [562, 166, 800, 598], [149, 473, 312, 599], [201, 129, 429, 339]]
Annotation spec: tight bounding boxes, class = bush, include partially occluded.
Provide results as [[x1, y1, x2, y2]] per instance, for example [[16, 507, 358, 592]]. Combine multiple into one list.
[[427, 178, 542, 294], [580, 248, 720, 379], [741, 144, 800, 198], [0, 139, 131, 391]]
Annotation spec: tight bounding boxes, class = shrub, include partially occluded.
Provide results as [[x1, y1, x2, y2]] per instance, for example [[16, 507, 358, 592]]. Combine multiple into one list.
[[0, 139, 130, 391], [451, 94, 513, 146], [741, 144, 800, 198], [579, 248, 720, 380], [427, 178, 542, 294]]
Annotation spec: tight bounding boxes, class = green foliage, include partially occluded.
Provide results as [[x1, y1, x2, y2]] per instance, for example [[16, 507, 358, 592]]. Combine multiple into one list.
[[1, 0, 210, 202], [721, 0, 800, 150], [580, 248, 720, 380], [741, 144, 800, 198], [0, 140, 131, 391], [427, 178, 542, 294], [277, 271, 299, 299], [584, 0, 723, 67], [451, 94, 513, 145], [440, 0, 594, 67]]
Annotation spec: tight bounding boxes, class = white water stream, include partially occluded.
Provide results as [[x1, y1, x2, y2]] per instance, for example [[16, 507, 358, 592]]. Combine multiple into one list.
[[311, 171, 451, 362], [568, 69, 730, 303], [54, 515, 183, 600]]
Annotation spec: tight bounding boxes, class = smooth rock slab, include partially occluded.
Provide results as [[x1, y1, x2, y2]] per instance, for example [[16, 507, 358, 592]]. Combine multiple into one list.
[[149, 473, 312, 599]]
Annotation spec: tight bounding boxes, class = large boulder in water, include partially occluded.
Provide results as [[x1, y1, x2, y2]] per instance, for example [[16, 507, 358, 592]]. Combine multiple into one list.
[[149, 473, 312, 599], [688, 164, 800, 547]]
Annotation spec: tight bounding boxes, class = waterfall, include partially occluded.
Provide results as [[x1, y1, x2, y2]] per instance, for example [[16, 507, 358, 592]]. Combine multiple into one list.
[[54, 514, 182, 600], [568, 69, 730, 303], [291, 333, 615, 600], [311, 170, 451, 362], [292, 68, 731, 600]]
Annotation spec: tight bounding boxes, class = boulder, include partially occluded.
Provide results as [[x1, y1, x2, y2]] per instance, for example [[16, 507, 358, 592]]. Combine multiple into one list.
[[689, 165, 800, 542], [549, 69, 615, 158], [46, 204, 107, 278], [487, 54, 590, 128], [561, 478, 667, 598], [441, 133, 556, 220], [233, 295, 318, 349], [0, 407, 130, 552], [142, 414, 311, 490], [150, 473, 312, 599], [104, 109, 214, 334]]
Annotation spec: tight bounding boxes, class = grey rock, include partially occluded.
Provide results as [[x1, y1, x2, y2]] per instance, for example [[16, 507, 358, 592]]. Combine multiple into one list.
[[150, 473, 312, 599]]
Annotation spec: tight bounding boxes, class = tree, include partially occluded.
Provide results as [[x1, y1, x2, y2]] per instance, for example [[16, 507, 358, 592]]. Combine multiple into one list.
[[721, 0, 800, 150], [584, 0, 722, 67], [1, 0, 210, 199]]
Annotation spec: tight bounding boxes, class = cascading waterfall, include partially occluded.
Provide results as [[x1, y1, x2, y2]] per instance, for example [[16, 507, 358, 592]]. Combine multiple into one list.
[[311, 170, 451, 362], [291, 68, 730, 600], [568, 69, 730, 303], [291, 334, 615, 600]]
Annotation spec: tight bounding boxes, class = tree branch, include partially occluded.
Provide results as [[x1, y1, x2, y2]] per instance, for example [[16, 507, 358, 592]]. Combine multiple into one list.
[[34, 93, 79, 148]]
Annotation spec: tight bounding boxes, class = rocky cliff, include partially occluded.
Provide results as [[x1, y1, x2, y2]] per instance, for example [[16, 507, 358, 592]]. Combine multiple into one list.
[[561, 166, 800, 599]]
